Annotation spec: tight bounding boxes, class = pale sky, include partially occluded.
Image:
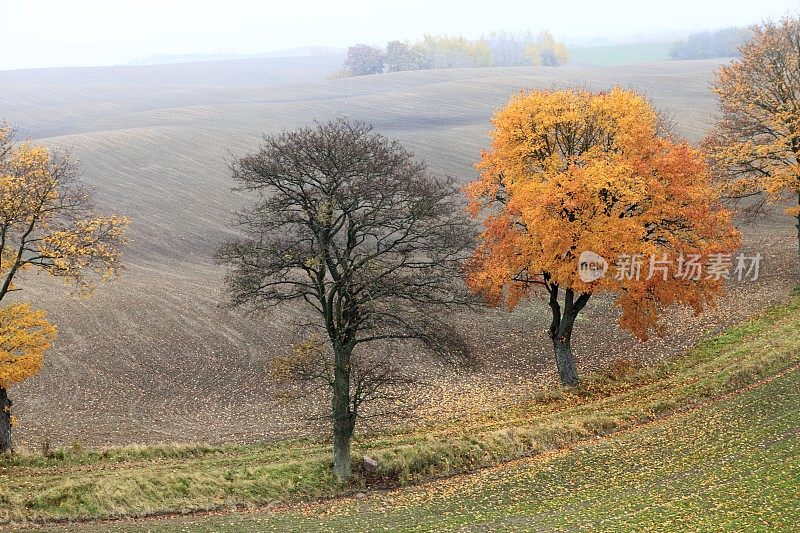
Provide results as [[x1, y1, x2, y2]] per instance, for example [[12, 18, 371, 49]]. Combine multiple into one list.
[[2, 0, 798, 70]]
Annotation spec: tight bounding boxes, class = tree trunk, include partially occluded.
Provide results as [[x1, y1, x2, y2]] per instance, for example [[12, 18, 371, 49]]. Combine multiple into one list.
[[796, 194, 800, 283], [553, 312, 579, 387], [547, 286, 589, 388], [333, 422, 352, 480], [0, 387, 11, 453], [332, 346, 355, 481]]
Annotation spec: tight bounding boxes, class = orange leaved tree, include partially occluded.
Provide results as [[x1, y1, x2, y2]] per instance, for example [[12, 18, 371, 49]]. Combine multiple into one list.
[[466, 88, 740, 386], [0, 304, 56, 451], [703, 17, 800, 278], [0, 124, 128, 451]]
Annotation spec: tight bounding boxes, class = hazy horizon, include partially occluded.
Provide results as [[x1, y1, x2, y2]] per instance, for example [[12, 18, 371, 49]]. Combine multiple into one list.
[[2, 0, 798, 71]]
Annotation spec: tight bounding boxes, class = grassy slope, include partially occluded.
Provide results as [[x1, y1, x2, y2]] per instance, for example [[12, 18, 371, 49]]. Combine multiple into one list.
[[101, 360, 799, 532], [2, 299, 799, 526]]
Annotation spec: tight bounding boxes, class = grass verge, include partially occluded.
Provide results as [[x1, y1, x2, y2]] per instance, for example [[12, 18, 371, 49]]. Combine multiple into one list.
[[97, 354, 800, 532], [2, 299, 800, 525]]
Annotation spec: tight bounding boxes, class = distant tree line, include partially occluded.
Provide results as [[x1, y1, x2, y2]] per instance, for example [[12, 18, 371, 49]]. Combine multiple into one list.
[[343, 30, 570, 76], [670, 27, 752, 60]]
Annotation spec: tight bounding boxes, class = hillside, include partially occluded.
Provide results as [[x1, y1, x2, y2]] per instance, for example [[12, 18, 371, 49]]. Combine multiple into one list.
[[568, 41, 674, 66], [0, 58, 796, 449], [3, 297, 799, 527], [97, 357, 799, 531]]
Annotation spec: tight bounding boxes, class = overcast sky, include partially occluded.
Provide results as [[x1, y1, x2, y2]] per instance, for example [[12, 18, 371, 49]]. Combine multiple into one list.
[[2, 0, 798, 70]]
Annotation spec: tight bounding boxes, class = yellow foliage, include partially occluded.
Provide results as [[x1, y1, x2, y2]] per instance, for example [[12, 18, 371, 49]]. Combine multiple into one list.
[[525, 31, 570, 66], [0, 126, 129, 298], [704, 17, 800, 216], [0, 303, 56, 388], [39, 215, 130, 284], [415, 34, 492, 68], [271, 335, 329, 385]]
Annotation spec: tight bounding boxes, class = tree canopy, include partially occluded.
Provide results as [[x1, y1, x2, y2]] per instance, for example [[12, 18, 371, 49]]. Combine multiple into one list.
[[0, 126, 129, 301], [466, 88, 739, 385], [526, 31, 570, 67], [0, 303, 56, 389], [703, 17, 800, 276], [344, 44, 385, 76]]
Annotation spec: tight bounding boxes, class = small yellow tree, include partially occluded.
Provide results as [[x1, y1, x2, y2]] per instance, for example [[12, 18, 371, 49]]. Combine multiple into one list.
[[704, 17, 800, 278], [525, 31, 570, 66], [0, 304, 56, 452], [0, 124, 128, 450]]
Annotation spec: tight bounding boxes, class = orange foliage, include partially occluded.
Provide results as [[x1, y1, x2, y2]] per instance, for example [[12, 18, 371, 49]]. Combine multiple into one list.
[[0, 304, 56, 388], [466, 87, 740, 339]]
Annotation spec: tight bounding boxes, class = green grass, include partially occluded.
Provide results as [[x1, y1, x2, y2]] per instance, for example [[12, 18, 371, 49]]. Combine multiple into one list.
[[94, 361, 799, 532], [3, 299, 800, 527], [569, 41, 674, 66]]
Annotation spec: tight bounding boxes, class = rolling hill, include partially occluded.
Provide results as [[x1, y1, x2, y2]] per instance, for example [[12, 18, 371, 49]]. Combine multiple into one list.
[[96, 360, 799, 532], [0, 57, 795, 449], [4, 296, 799, 527], [568, 41, 674, 66]]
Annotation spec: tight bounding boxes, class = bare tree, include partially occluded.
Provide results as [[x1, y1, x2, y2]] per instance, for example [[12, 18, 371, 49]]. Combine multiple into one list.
[[486, 30, 535, 67], [218, 119, 475, 480]]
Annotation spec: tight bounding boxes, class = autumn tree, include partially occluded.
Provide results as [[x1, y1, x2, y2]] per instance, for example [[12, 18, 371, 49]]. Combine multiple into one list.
[[703, 17, 800, 278], [0, 124, 128, 450], [0, 304, 56, 451], [344, 44, 385, 76], [525, 31, 570, 67], [218, 119, 474, 480], [466, 88, 739, 386]]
